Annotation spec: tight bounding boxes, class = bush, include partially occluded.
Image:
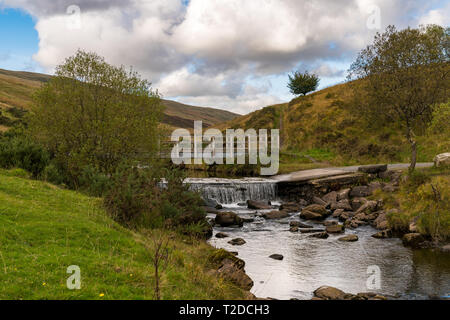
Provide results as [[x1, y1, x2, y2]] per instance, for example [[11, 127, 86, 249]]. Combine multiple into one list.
[[103, 164, 210, 237], [0, 137, 49, 177], [41, 163, 66, 186], [78, 165, 110, 197]]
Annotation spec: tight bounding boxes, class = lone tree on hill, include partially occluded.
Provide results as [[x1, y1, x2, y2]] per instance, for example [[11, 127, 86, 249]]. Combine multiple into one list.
[[287, 70, 320, 96], [348, 25, 449, 171]]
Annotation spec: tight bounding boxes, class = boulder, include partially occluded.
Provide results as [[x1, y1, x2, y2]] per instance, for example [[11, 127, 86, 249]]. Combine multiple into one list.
[[331, 199, 353, 211], [217, 258, 253, 290], [402, 233, 425, 248], [322, 191, 338, 205], [358, 164, 388, 174], [309, 232, 329, 239], [350, 186, 372, 198], [300, 204, 329, 220], [262, 210, 290, 220], [300, 228, 326, 234], [322, 220, 338, 227], [440, 244, 450, 253], [215, 232, 229, 238], [289, 226, 299, 232], [247, 200, 272, 210], [215, 212, 243, 227], [368, 181, 383, 193], [355, 200, 379, 215], [351, 197, 368, 211], [339, 211, 355, 222], [332, 209, 344, 218], [269, 254, 284, 261], [338, 234, 358, 242], [372, 230, 392, 239], [313, 196, 328, 206], [326, 224, 345, 233], [290, 221, 313, 228], [228, 238, 246, 246], [204, 198, 223, 209], [314, 286, 346, 300], [373, 211, 388, 230], [434, 153, 450, 167], [279, 202, 303, 213], [337, 188, 350, 201]]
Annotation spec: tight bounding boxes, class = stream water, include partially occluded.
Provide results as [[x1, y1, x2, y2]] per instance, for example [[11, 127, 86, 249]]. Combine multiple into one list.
[[192, 179, 450, 300]]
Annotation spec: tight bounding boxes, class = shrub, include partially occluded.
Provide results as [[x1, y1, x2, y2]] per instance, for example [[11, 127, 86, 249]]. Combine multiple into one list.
[[78, 165, 110, 197], [0, 136, 49, 177], [103, 164, 210, 237], [41, 163, 66, 185]]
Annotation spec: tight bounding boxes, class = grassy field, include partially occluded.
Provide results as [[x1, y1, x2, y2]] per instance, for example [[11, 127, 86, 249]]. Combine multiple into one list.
[[0, 168, 248, 300]]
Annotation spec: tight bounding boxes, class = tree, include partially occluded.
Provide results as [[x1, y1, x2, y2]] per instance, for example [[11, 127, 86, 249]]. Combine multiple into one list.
[[287, 70, 320, 96], [29, 50, 163, 179], [348, 25, 449, 171]]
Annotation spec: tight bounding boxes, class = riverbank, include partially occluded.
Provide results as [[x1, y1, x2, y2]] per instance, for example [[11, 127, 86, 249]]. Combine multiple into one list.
[[0, 168, 251, 299]]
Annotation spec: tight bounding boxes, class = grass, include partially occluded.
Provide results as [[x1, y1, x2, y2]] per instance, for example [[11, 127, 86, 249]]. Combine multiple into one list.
[[0, 168, 248, 300], [373, 166, 450, 242]]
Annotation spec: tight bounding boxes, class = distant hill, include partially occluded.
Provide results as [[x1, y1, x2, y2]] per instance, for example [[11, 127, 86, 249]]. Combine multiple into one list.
[[0, 68, 239, 131]]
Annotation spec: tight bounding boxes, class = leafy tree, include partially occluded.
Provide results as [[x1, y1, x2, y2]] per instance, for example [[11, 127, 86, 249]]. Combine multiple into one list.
[[287, 70, 320, 96], [348, 25, 449, 171], [28, 50, 163, 180]]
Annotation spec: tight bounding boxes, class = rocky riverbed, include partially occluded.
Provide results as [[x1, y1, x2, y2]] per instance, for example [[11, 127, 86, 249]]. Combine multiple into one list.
[[205, 167, 450, 300]]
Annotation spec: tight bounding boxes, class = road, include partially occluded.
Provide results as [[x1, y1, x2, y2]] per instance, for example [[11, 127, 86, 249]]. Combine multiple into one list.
[[272, 163, 434, 182]]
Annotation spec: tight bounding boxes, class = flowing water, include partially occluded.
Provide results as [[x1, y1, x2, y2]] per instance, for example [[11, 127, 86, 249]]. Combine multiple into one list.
[[194, 178, 450, 300]]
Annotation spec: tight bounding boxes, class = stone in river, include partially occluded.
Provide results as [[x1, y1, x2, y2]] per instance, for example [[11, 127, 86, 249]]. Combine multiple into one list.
[[269, 254, 284, 260], [247, 200, 272, 210], [215, 232, 229, 238], [262, 210, 290, 220], [228, 238, 246, 246], [326, 224, 345, 233], [338, 234, 358, 242], [309, 232, 329, 239]]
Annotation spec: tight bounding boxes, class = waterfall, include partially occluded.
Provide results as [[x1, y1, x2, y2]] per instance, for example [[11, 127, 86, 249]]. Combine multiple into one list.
[[185, 178, 278, 204]]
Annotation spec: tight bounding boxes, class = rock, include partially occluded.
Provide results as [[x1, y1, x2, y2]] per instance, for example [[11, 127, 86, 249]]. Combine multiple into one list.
[[300, 228, 326, 234], [262, 210, 290, 220], [228, 238, 246, 246], [351, 197, 368, 211], [322, 191, 338, 205], [300, 210, 323, 220], [247, 200, 272, 210], [215, 212, 243, 227], [440, 244, 450, 253], [374, 212, 388, 230], [358, 164, 388, 174], [402, 233, 425, 248], [331, 199, 353, 211], [314, 286, 346, 300], [300, 204, 329, 220], [350, 186, 372, 198], [368, 181, 383, 193], [372, 230, 392, 239], [279, 202, 303, 213], [309, 232, 329, 239], [382, 183, 398, 193], [332, 209, 344, 218], [313, 196, 328, 206], [409, 216, 419, 233], [204, 198, 223, 209], [355, 200, 379, 215], [289, 226, 299, 232], [434, 153, 450, 167], [269, 254, 284, 260], [322, 220, 338, 227], [339, 211, 355, 222], [348, 219, 366, 229], [357, 292, 377, 299], [215, 232, 229, 238], [290, 221, 313, 228], [338, 234, 358, 242], [217, 258, 253, 290], [337, 188, 350, 201], [326, 224, 345, 233]]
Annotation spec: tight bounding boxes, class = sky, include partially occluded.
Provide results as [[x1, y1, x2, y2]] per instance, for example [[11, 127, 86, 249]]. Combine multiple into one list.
[[0, 0, 449, 115]]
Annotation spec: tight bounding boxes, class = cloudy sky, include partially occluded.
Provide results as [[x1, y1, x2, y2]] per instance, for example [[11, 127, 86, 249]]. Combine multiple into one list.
[[0, 0, 449, 114]]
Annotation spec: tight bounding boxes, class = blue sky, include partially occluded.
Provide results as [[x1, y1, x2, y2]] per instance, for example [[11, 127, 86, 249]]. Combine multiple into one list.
[[0, 8, 43, 72], [0, 1, 448, 114]]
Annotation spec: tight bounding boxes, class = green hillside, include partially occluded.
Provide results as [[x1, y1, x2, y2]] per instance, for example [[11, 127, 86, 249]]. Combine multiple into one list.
[[0, 68, 238, 132], [0, 168, 247, 299], [218, 81, 449, 173]]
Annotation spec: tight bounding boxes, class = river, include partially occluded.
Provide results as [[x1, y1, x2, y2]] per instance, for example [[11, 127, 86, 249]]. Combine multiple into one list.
[[190, 178, 450, 300]]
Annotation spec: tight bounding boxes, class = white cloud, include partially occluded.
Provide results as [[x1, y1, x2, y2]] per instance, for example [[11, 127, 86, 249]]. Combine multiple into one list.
[[1, 0, 446, 114]]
